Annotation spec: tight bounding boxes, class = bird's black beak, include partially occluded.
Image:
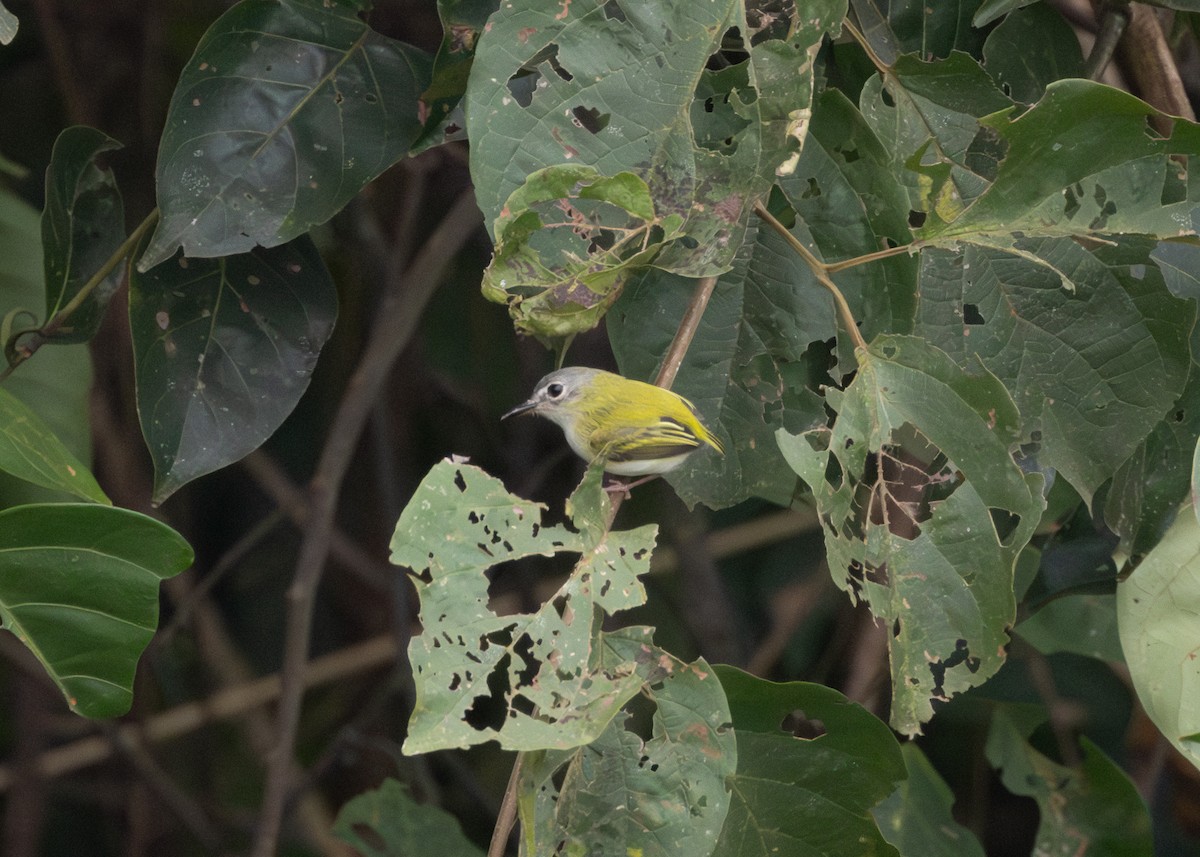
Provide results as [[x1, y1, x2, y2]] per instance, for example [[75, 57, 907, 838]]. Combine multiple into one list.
[[501, 399, 537, 420]]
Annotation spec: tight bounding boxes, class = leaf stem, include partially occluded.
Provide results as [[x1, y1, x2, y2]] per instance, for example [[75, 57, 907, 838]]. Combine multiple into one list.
[[753, 201, 867, 352], [824, 242, 916, 274], [0, 208, 159, 384], [488, 753, 524, 857]]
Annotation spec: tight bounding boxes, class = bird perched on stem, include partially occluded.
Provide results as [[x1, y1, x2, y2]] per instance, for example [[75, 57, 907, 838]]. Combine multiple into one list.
[[502, 367, 724, 488]]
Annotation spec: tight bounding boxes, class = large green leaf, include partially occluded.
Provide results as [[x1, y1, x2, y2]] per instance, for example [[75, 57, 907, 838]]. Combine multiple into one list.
[[523, 633, 735, 857], [987, 707, 1153, 854], [712, 666, 903, 857], [0, 388, 108, 503], [980, 3, 1084, 105], [390, 461, 657, 753], [609, 89, 915, 509], [468, 0, 846, 294], [779, 335, 1045, 735], [914, 239, 1192, 502], [1118, 506, 1200, 773], [129, 235, 337, 503], [917, 80, 1200, 241], [0, 503, 193, 718], [850, 0, 992, 63], [41, 125, 125, 343], [331, 779, 484, 857], [138, 0, 433, 269]]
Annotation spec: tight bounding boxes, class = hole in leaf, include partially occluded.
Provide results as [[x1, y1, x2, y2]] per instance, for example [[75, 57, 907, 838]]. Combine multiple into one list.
[[881, 88, 895, 108], [963, 303, 985, 325], [780, 709, 826, 739], [601, 0, 626, 21], [907, 210, 926, 228], [513, 634, 541, 687], [454, 470, 467, 492], [464, 655, 511, 732], [892, 618, 901, 638], [801, 177, 821, 199], [571, 105, 609, 134], [988, 507, 1021, 545], [823, 452, 843, 490], [838, 145, 860, 164]]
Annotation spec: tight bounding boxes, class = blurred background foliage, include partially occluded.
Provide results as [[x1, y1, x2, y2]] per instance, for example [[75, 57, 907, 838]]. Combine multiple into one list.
[[0, 1, 1198, 856]]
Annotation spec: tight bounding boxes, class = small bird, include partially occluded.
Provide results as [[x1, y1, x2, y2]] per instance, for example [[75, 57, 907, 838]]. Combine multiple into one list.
[[502, 367, 724, 479]]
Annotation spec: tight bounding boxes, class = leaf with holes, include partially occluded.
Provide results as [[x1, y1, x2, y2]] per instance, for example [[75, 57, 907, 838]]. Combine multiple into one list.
[[137, 0, 432, 269], [481, 165, 685, 341], [987, 707, 1153, 853], [390, 461, 658, 753], [0, 504, 193, 718], [522, 630, 734, 857], [913, 238, 1192, 503], [608, 88, 916, 509], [1118, 507, 1200, 774], [917, 79, 1200, 243], [467, 0, 845, 283], [0, 388, 108, 504], [129, 235, 337, 503], [41, 126, 125, 344], [710, 666, 903, 857], [332, 778, 484, 857], [778, 335, 1045, 736]]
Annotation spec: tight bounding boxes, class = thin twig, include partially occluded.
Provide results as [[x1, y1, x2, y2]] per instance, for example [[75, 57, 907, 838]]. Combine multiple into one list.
[[487, 753, 524, 857], [251, 191, 483, 857], [753, 201, 867, 351], [1085, 0, 1131, 80], [824, 242, 916, 274], [653, 275, 719, 389]]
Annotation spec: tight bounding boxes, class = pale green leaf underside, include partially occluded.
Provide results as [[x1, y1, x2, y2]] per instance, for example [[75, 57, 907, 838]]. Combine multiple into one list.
[[391, 461, 656, 753], [331, 779, 485, 857], [0, 388, 109, 504]]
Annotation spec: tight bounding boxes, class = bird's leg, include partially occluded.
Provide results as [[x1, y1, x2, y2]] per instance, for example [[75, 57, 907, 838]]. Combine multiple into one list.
[[602, 474, 660, 496]]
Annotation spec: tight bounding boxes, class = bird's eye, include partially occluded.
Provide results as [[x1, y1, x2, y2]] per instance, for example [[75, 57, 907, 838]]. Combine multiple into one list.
[[546, 383, 565, 398]]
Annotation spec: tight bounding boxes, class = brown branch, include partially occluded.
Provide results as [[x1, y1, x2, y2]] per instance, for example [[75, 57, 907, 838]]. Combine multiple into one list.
[[251, 191, 483, 857], [653, 275, 719, 389], [487, 753, 525, 857], [1116, 3, 1196, 129], [0, 635, 398, 792]]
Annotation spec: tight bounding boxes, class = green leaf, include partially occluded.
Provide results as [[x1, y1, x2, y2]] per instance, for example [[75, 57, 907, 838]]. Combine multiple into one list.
[[0, 503, 193, 718], [918, 80, 1200, 241], [129, 235, 337, 503], [331, 778, 485, 857], [467, 0, 846, 279], [390, 461, 657, 753], [973, 0, 1041, 28], [0, 183, 95, 507], [778, 335, 1045, 735], [986, 707, 1153, 855], [0, 388, 108, 504], [859, 52, 1013, 219], [138, 0, 433, 269], [609, 89, 915, 509], [981, 4, 1084, 104], [41, 126, 125, 343], [481, 165, 685, 341], [849, 0, 991, 63], [1118, 506, 1200, 773], [913, 239, 1192, 502], [712, 666, 903, 857], [1016, 594, 1124, 662], [523, 636, 734, 857], [873, 744, 985, 857]]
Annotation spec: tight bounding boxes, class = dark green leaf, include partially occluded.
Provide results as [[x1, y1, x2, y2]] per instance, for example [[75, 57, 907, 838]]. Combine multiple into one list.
[[0, 503, 193, 718], [0, 388, 108, 503], [913, 239, 1192, 502], [129, 235, 337, 503], [874, 744, 985, 857], [41, 126, 125, 343], [138, 0, 433, 269], [973, 0, 1041, 27], [918, 80, 1200, 241], [1016, 594, 1123, 662], [981, 3, 1084, 104], [778, 335, 1045, 735], [712, 666, 903, 857], [0, 185, 95, 508], [468, 0, 846, 280], [987, 707, 1153, 854], [1118, 507, 1200, 772], [332, 779, 485, 857], [850, 0, 992, 62], [391, 461, 656, 753], [525, 636, 734, 857]]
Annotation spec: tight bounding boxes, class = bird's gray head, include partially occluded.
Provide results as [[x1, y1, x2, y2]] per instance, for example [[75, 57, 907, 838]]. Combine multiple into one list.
[[501, 367, 598, 422]]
